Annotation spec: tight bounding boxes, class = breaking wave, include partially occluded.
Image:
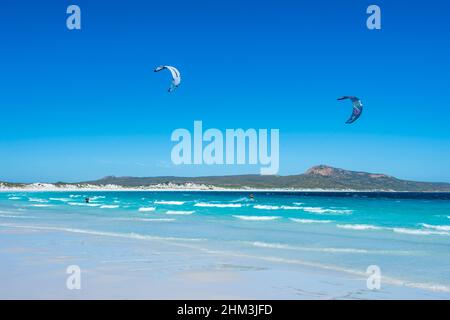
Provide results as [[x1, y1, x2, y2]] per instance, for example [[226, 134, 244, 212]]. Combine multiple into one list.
[[166, 210, 194, 215], [0, 223, 203, 242], [302, 207, 353, 215], [138, 207, 156, 212], [154, 200, 185, 205], [290, 218, 333, 224], [420, 223, 450, 232], [280, 206, 304, 210], [337, 224, 382, 231], [233, 215, 280, 221], [195, 203, 242, 208], [393, 228, 450, 236], [28, 198, 48, 203], [68, 202, 101, 207], [113, 218, 176, 222], [253, 205, 280, 210], [49, 198, 71, 202], [336, 224, 450, 237]]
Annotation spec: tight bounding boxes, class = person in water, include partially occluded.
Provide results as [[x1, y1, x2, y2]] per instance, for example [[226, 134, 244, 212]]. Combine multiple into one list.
[[85, 197, 90, 203], [249, 194, 254, 199]]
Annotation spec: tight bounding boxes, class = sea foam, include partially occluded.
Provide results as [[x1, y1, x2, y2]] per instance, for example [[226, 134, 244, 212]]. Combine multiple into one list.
[[280, 206, 304, 210], [233, 215, 280, 221], [154, 200, 185, 205], [113, 218, 175, 222], [303, 207, 353, 215], [0, 223, 203, 242], [195, 203, 242, 208], [253, 205, 280, 210], [28, 198, 48, 203], [420, 223, 450, 232], [290, 218, 332, 224], [68, 202, 101, 207], [337, 224, 382, 231], [393, 228, 450, 236], [250, 241, 370, 254], [138, 207, 156, 212], [166, 210, 194, 215], [49, 198, 71, 202]]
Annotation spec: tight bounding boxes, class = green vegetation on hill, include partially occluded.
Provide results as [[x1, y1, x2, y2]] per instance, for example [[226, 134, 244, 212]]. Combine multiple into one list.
[[82, 165, 450, 192]]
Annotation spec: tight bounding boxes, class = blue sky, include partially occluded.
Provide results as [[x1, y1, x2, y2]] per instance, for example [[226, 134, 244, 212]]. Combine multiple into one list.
[[0, 0, 449, 182]]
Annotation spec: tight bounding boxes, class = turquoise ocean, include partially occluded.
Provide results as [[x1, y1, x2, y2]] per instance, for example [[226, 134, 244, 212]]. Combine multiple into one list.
[[1, 191, 450, 294]]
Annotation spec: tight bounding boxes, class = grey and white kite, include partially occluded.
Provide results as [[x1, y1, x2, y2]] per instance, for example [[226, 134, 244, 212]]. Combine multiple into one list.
[[337, 96, 363, 124], [154, 65, 181, 92]]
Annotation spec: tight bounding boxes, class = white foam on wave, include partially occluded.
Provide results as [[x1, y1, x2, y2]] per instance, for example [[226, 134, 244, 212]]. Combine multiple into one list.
[[293, 202, 304, 206], [281, 206, 303, 210], [336, 223, 450, 237], [100, 205, 119, 209], [337, 224, 382, 231], [138, 207, 156, 212], [8, 197, 21, 200], [166, 210, 194, 215], [303, 207, 353, 215], [233, 215, 280, 221], [28, 198, 48, 203], [113, 218, 176, 222], [420, 223, 450, 232], [68, 202, 101, 207], [90, 196, 105, 200], [0, 214, 37, 219], [250, 241, 371, 254], [154, 200, 185, 205], [69, 195, 81, 198], [0, 223, 204, 242], [290, 218, 332, 224], [248, 241, 412, 255], [393, 228, 450, 236], [253, 205, 279, 210], [195, 203, 242, 208], [49, 198, 71, 202], [230, 197, 254, 203]]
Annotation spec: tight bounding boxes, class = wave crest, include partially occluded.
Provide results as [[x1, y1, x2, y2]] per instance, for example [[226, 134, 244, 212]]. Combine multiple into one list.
[[233, 215, 280, 221]]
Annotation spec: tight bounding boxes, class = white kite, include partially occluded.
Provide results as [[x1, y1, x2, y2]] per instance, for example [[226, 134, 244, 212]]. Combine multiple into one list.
[[154, 65, 181, 92]]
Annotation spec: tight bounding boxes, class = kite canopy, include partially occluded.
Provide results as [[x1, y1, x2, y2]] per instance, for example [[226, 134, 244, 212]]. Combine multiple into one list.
[[337, 96, 363, 124], [154, 65, 181, 92]]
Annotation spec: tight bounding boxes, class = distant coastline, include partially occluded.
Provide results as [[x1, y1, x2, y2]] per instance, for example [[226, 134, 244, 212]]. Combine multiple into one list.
[[2, 165, 450, 192]]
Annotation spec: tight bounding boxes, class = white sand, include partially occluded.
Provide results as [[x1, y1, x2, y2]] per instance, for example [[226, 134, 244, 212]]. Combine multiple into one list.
[[1, 224, 449, 299]]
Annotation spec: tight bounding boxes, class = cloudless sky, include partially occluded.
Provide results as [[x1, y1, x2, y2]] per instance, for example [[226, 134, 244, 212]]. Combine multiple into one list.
[[0, 0, 449, 182]]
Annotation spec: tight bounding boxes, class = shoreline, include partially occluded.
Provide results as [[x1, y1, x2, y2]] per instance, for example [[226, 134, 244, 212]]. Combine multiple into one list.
[[1, 223, 450, 299], [1, 184, 450, 193]]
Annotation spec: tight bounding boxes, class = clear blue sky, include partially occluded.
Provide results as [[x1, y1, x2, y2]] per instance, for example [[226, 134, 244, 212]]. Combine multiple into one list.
[[0, 0, 449, 183]]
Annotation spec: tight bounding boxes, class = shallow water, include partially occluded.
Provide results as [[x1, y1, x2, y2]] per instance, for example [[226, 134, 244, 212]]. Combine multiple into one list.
[[1, 191, 450, 295]]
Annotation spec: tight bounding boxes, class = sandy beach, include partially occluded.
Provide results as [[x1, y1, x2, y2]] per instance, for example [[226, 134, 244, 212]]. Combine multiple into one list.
[[1, 222, 449, 300], [2, 190, 450, 300]]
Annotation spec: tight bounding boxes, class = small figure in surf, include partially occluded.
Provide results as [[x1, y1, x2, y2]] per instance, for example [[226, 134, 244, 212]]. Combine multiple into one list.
[[85, 197, 90, 203]]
